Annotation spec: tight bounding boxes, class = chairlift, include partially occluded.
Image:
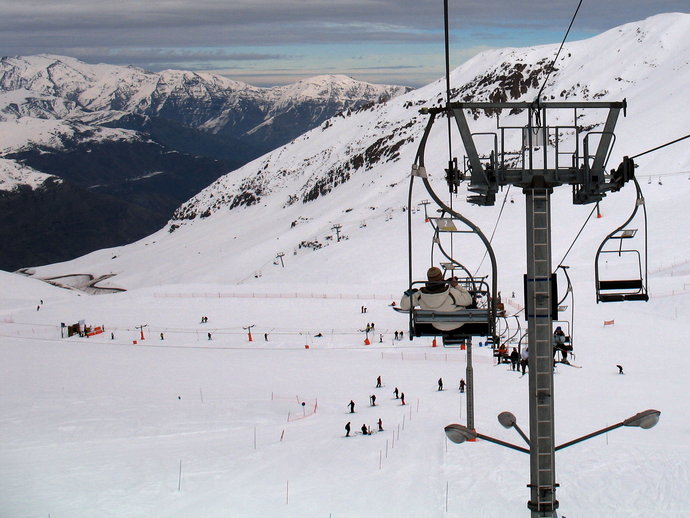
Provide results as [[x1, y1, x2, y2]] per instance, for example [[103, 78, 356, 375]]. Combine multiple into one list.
[[594, 178, 649, 302], [495, 313, 523, 352], [552, 319, 574, 363], [554, 265, 575, 350], [395, 111, 499, 346]]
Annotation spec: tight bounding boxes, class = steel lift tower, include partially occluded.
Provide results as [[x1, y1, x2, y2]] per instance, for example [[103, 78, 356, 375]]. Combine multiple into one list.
[[424, 99, 636, 516]]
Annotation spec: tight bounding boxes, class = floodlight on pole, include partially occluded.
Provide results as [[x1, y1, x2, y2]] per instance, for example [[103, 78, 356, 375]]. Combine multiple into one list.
[[498, 411, 531, 447], [447, 408, 660, 462], [623, 409, 661, 429], [444, 423, 476, 444]]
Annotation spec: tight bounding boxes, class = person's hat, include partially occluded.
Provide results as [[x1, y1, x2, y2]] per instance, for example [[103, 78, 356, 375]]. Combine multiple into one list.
[[427, 267, 444, 282], [555, 326, 562, 331]]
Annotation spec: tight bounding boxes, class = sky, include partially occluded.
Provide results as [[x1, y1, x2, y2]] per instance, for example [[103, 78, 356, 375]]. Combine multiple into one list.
[[0, 1, 688, 87]]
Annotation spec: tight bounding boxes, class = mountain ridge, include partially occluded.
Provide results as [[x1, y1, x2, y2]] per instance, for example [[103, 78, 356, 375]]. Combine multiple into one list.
[[25, 13, 690, 292], [0, 56, 410, 270]]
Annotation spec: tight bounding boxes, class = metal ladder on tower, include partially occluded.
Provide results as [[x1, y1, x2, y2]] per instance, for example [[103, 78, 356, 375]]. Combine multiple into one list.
[[527, 188, 558, 516]]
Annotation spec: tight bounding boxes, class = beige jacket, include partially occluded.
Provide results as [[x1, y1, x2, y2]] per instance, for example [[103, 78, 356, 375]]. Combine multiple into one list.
[[400, 285, 473, 331]]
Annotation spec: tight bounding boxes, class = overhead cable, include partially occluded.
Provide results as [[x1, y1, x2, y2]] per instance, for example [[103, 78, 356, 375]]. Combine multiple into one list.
[[556, 203, 597, 269], [536, 0, 583, 101], [630, 134, 690, 160]]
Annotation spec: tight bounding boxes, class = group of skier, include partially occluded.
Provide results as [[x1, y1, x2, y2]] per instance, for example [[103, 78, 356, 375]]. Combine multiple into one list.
[[345, 374, 469, 436], [345, 376, 406, 437], [345, 419, 383, 437]]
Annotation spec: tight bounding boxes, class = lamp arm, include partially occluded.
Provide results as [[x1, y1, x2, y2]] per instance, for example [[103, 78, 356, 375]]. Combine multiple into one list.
[[476, 433, 530, 454], [555, 421, 624, 451], [512, 422, 531, 447]]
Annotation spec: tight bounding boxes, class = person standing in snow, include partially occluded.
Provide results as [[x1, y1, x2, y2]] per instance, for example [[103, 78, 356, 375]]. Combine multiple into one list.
[[370, 394, 376, 406], [400, 392, 406, 405], [207, 332, 212, 340], [361, 424, 369, 435], [438, 378, 443, 391], [459, 379, 466, 393], [345, 422, 351, 437], [348, 400, 355, 413], [400, 267, 473, 332], [393, 387, 399, 399], [378, 418, 383, 431], [376, 376, 382, 388], [510, 347, 520, 371], [520, 347, 529, 374]]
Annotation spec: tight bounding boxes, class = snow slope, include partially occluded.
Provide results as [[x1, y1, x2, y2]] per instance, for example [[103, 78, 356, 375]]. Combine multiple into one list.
[[1, 228, 689, 517]]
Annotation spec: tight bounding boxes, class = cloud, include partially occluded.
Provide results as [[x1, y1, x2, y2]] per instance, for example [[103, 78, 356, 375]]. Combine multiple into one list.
[[0, 1, 686, 86], [2, 1, 685, 51], [69, 48, 289, 67]]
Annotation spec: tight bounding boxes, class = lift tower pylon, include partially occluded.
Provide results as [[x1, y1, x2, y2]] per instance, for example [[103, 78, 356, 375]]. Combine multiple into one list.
[[416, 100, 637, 516]]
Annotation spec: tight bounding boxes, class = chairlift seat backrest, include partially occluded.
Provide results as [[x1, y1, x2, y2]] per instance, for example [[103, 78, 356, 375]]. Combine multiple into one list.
[[598, 279, 644, 291], [597, 279, 648, 302], [412, 308, 491, 338]]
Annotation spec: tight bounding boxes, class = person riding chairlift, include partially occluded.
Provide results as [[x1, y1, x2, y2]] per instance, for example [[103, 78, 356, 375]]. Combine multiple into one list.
[[553, 326, 567, 361], [400, 267, 473, 331]]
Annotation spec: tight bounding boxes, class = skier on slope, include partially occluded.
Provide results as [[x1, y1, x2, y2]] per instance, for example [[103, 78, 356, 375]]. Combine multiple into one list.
[[348, 400, 355, 413]]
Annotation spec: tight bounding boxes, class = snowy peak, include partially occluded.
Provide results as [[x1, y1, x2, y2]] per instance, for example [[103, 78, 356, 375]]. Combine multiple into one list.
[[0, 55, 409, 140], [269, 74, 407, 105], [447, 12, 690, 106]]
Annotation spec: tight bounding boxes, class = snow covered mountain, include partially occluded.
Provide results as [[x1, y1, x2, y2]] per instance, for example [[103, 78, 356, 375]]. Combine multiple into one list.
[[26, 13, 690, 293], [0, 55, 409, 155], [0, 56, 410, 270]]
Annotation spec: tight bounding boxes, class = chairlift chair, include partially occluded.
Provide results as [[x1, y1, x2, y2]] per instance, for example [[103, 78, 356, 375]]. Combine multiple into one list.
[[595, 178, 649, 303], [397, 276, 494, 345]]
